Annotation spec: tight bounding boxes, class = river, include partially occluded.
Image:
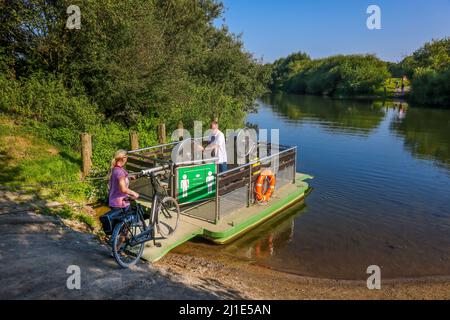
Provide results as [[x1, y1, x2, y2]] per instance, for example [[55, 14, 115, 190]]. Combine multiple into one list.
[[179, 93, 450, 280]]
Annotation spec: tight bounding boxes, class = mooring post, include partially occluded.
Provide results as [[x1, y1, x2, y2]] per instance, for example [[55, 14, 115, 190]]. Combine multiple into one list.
[[130, 130, 139, 150], [80, 133, 92, 178], [177, 121, 184, 141], [157, 123, 166, 155], [157, 123, 166, 144]]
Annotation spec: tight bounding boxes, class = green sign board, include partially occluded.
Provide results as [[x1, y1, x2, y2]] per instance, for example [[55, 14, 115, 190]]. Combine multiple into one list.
[[177, 163, 217, 204]]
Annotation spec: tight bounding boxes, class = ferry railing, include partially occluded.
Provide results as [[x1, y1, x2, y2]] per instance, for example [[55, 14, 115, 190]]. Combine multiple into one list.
[[128, 139, 298, 224], [127, 142, 170, 201], [214, 146, 297, 223], [127, 141, 179, 154], [128, 137, 215, 197]]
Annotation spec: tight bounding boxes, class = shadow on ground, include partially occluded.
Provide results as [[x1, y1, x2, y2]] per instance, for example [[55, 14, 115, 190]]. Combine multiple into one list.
[[0, 211, 244, 299]]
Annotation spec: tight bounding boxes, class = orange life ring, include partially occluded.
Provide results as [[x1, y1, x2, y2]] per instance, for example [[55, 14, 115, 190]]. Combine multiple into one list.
[[255, 169, 276, 202]]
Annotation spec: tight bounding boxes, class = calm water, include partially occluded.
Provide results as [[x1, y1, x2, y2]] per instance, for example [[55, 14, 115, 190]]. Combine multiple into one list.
[[180, 94, 450, 280]]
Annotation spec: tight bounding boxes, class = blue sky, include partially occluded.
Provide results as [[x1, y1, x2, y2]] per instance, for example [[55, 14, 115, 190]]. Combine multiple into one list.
[[216, 0, 450, 62]]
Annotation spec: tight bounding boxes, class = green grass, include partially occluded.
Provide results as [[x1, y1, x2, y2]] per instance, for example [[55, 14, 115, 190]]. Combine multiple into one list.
[[44, 205, 75, 219], [0, 115, 97, 199], [41, 205, 97, 229], [374, 77, 411, 97], [76, 213, 96, 228], [0, 114, 99, 229]]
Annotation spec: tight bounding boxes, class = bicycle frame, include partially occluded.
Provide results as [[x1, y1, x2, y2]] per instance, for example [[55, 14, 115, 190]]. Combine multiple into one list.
[[126, 173, 165, 247]]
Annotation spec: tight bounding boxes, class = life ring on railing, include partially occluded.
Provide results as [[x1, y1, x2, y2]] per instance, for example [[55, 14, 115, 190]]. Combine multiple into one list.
[[255, 169, 276, 202]]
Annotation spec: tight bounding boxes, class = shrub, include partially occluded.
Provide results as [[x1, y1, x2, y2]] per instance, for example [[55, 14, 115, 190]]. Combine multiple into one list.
[[280, 55, 389, 96], [401, 38, 450, 107], [410, 68, 450, 106], [0, 74, 101, 149]]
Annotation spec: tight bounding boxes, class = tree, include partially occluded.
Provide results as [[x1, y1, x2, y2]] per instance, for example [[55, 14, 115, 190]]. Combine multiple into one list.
[[279, 54, 389, 96], [0, 0, 269, 127], [267, 52, 310, 91], [400, 38, 450, 106]]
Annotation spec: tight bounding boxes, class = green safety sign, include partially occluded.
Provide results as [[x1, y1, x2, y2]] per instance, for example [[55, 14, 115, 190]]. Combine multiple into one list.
[[177, 163, 217, 204]]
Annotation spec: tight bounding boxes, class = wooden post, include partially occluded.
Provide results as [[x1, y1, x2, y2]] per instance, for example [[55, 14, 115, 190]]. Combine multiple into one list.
[[177, 121, 184, 141], [157, 123, 166, 144], [130, 130, 139, 150], [80, 133, 92, 178]]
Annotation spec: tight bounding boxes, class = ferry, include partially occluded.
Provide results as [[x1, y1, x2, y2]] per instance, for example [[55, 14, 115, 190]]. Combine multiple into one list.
[[126, 129, 313, 262]]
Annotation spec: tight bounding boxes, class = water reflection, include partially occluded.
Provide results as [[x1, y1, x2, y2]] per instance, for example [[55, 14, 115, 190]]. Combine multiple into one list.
[[243, 94, 450, 279], [183, 94, 450, 280], [390, 107, 450, 169], [261, 93, 386, 135], [262, 94, 450, 170], [222, 202, 305, 260]]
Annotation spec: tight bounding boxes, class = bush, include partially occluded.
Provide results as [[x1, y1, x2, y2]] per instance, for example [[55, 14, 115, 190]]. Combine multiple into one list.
[[275, 55, 390, 96], [410, 68, 450, 106], [400, 38, 450, 78], [400, 38, 450, 107], [0, 74, 101, 148]]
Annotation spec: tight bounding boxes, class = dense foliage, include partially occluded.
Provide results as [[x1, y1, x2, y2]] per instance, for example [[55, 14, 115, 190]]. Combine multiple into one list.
[[399, 38, 450, 106], [0, 0, 269, 167], [268, 52, 310, 91], [268, 38, 450, 107], [268, 54, 390, 96]]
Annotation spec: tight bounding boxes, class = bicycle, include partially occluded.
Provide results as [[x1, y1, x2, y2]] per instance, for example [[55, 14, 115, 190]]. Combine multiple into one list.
[[111, 165, 180, 268]]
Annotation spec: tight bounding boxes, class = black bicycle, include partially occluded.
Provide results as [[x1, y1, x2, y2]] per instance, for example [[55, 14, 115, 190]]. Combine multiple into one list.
[[111, 165, 180, 268]]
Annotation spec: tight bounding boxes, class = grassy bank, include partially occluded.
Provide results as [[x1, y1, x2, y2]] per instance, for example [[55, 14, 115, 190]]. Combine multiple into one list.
[[0, 114, 99, 229]]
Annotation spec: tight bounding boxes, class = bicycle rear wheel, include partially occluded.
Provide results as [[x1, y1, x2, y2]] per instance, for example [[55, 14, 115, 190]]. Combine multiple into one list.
[[111, 219, 145, 268], [157, 196, 180, 238]]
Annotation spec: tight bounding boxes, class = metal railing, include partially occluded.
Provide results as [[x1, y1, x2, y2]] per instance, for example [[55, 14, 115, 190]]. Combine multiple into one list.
[[213, 146, 297, 223], [128, 139, 298, 225], [128, 138, 219, 200], [127, 141, 179, 154]]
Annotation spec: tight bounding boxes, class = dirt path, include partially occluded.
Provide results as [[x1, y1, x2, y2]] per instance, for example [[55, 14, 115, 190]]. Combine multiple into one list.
[[1, 199, 449, 300], [0, 210, 243, 299]]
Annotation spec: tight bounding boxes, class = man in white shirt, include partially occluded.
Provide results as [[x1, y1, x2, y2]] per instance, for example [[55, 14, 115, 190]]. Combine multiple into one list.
[[202, 120, 228, 173]]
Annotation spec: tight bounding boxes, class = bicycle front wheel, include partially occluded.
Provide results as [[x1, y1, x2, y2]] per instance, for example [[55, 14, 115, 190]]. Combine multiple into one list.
[[157, 196, 180, 238], [111, 219, 145, 268]]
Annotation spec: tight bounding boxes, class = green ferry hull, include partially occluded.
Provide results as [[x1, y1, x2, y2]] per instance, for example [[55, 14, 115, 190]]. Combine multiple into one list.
[[139, 173, 312, 262], [203, 181, 311, 244]]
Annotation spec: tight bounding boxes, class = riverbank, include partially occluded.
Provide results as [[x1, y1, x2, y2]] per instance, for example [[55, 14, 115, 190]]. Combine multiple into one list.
[[2, 104, 449, 299], [2, 205, 449, 300], [156, 243, 450, 300], [269, 90, 410, 103]]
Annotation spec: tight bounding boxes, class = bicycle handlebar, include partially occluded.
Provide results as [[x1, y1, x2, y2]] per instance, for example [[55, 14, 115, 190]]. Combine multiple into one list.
[[137, 164, 170, 178]]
